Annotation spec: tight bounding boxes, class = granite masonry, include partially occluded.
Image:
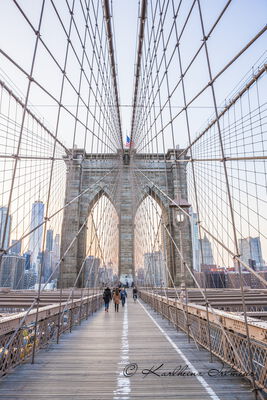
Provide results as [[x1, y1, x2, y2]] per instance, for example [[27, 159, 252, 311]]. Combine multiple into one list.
[[60, 149, 193, 288]]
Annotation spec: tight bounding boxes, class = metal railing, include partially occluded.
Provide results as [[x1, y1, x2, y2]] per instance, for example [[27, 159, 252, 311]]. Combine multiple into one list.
[[0, 292, 102, 376], [140, 290, 267, 392]]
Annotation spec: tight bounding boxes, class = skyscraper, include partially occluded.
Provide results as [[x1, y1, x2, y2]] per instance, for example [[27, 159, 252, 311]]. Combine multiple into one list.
[[199, 234, 215, 266], [23, 251, 31, 270], [53, 234, 60, 258], [10, 239, 22, 255], [42, 249, 53, 282], [238, 237, 264, 270], [0, 207, 11, 250], [29, 201, 45, 271], [46, 229, 53, 251], [0, 255, 25, 289], [190, 210, 200, 271]]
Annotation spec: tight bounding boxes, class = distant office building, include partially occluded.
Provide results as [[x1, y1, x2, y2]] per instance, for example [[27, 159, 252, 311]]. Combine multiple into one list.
[[33, 252, 43, 280], [10, 239, 22, 255], [144, 251, 166, 286], [84, 256, 101, 287], [0, 207, 11, 250], [53, 234, 60, 258], [201, 264, 217, 272], [42, 249, 53, 282], [0, 255, 25, 289], [194, 269, 267, 290], [24, 269, 37, 289], [199, 234, 214, 265], [205, 271, 226, 288], [46, 229, 53, 251], [190, 210, 200, 271], [50, 250, 59, 280], [137, 267, 145, 286], [238, 237, 264, 270], [29, 201, 45, 272], [98, 267, 105, 285], [194, 269, 226, 289], [23, 251, 31, 270]]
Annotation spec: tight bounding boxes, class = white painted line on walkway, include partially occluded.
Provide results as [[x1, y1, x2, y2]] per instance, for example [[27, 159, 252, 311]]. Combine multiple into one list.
[[138, 300, 221, 400], [113, 302, 131, 400]]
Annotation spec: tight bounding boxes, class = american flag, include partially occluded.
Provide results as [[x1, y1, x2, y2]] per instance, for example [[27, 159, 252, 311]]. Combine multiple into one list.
[[125, 135, 131, 147]]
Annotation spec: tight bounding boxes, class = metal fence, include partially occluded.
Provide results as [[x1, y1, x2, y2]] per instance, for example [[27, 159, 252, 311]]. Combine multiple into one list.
[[0, 293, 102, 376], [140, 290, 267, 392]]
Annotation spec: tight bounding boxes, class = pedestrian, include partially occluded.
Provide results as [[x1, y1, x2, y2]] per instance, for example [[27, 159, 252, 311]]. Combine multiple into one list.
[[120, 288, 127, 307], [113, 287, 120, 312], [133, 286, 138, 302], [103, 286, 112, 312]]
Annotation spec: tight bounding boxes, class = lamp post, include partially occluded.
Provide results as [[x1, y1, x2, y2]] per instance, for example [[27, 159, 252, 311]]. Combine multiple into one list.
[[170, 194, 190, 224]]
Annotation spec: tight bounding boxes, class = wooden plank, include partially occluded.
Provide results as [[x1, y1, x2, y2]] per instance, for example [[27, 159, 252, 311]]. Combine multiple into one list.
[[0, 295, 257, 399]]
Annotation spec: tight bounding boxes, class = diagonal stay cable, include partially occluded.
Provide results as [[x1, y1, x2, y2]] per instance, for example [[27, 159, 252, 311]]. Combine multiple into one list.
[[135, 166, 267, 289]]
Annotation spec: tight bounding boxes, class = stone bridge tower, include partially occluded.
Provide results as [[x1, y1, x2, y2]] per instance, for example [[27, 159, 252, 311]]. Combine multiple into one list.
[[60, 149, 193, 288]]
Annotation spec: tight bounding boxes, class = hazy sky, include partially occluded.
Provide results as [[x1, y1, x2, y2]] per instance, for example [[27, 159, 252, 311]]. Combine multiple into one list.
[[112, 0, 267, 146], [0, 0, 266, 147], [0, 0, 266, 268]]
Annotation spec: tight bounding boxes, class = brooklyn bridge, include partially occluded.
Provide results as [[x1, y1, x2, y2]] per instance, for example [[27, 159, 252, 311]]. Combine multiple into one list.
[[0, 0, 266, 399]]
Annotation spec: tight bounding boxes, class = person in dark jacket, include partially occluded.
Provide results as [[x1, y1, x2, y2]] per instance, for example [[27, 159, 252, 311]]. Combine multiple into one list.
[[103, 287, 112, 312], [120, 288, 127, 307], [133, 286, 138, 302]]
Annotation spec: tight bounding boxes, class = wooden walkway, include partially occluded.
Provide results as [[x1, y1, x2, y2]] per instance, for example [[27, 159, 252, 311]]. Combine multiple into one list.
[[0, 295, 256, 399]]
